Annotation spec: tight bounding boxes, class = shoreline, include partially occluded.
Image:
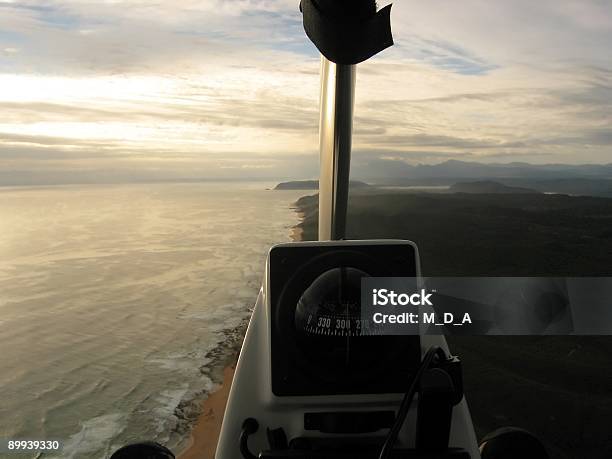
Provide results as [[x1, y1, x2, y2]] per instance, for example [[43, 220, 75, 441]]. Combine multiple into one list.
[[177, 198, 307, 459], [177, 365, 236, 459]]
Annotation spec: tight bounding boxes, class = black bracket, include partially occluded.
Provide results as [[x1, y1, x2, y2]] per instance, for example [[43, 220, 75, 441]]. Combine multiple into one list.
[[300, 0, 394, 65], [416, 357, 464, 451], [240, 418, 259, 459]]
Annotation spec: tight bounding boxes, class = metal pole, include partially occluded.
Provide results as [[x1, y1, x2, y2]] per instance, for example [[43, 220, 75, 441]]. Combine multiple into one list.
[[318, 57, 356, 241]]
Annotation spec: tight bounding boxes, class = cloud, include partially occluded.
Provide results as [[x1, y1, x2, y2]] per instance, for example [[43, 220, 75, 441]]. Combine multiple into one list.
[[0, 0, 611, 184], [363, 133, 525, 150]]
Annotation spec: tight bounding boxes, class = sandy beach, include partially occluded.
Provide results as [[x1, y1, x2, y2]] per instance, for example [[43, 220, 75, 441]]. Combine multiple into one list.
[[177, 365, 236, 459]]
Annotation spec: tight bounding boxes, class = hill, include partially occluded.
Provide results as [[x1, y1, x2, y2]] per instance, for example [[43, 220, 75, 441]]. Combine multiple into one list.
[[274, 180, 370, 190]]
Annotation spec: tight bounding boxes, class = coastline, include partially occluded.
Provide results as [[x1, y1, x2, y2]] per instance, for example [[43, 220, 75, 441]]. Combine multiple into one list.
[[177, 198, 307, 459], [290, 210, 305, 241], [175, 322, 246, 459]]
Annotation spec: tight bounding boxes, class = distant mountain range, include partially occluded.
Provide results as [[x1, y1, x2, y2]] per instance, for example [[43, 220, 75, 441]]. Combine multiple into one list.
[[361, 159, 612, 183], [355, 160, 612, 197]]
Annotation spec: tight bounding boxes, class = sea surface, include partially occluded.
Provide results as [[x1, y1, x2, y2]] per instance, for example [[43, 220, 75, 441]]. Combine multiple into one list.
[[0, 182, 305, 458]]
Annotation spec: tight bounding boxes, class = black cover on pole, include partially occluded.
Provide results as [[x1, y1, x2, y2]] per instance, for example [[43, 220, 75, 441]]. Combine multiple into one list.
[[300, 0, 393, 65]]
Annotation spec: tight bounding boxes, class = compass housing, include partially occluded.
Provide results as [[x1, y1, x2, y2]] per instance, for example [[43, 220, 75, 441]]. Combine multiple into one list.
[[269, 242, 421, 396]]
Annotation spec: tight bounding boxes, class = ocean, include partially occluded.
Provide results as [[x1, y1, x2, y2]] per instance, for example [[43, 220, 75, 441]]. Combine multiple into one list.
[[0, 182, 305, 458]]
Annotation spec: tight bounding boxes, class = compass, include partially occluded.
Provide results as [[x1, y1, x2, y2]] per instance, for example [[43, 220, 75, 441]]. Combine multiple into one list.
[[270, 244, 421, 395], [294, 267, 373, 337]]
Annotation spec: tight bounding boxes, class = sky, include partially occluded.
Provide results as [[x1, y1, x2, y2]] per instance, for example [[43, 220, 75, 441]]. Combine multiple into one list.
[[0, 0, 611, 183]]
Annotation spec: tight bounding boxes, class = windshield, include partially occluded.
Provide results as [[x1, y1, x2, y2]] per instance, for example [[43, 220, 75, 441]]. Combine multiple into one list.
[[1, 1, 610, 459]]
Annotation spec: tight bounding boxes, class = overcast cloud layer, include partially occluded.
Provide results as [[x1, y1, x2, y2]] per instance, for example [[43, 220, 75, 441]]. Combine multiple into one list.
[[0, 0, 611, 182]]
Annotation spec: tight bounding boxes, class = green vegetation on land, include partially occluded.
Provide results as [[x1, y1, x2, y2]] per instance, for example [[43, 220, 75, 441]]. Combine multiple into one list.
[[295, 190, 612, 459]]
